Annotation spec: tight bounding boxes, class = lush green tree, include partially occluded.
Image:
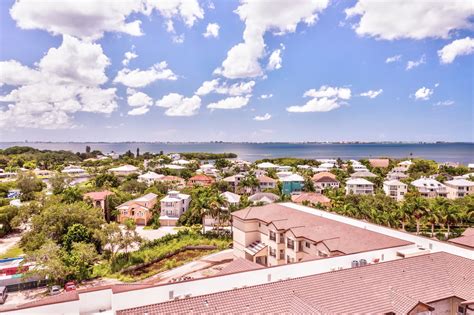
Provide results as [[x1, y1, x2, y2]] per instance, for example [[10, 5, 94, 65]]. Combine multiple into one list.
[[62, 224, 93, 251], [119, 179, 147, 194], [66, 242, 98, 281], [95, 173, 120, 188], [25, 240, 69, 284], [403, 196, 429, 234], [62, 186, 83, 204], [303, 176, 315, 192], [408, 159, 438, 178], [16, 171, 44, 201], [96, 222, 122, 261], [50, 173, 72, 195], [0, 205, 19, 236]]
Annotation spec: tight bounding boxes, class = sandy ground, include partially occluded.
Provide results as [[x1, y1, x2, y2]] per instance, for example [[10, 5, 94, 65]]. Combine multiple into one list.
[[0, 233, 22, 257]]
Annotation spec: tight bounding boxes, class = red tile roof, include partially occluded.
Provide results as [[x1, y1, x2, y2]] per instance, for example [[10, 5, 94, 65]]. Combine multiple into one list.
[[369, 158, 390, 168], [217, 258, 264, 276], [232, 204, 411, 255], [117, 252, 474, 314], [257, 175, 277, 183], [449, 234, 474, 249], [312, 171, 337, 182], [83, 190, 114, 201], [291, 192, 331, 205]]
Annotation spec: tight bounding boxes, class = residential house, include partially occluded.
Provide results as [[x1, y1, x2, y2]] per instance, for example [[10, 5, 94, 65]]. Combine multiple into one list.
[[257, 175, 277, 191], [350, 170, 377, 178], [398, 160, 413, 171], [448, 228, 474, 249], [232, 204, 411, 266], [109, 165, 139, 176], [383, 179, 407, 201], [291, 192, 331, 207], [159, 191, 191, 226], [444, 179, 474, 199], [138, 171, 164, 185], [345, 178, 374, 195], [223, 174, 246, 192], [84, 190, 114, 217], [188, 174, 215, 187], [279, 173, 304, 195], [351, 163, 369, 172], [172, 159, 191, 166], [468, 163, 474, 171], [221, 191, 241, 206], [386, 166, 409, 180], [312, 172, 339, 193], [248, 192, 279, 205], [256, 162, 279, 170], [411, 178, 448, 198], [369, 158, 389, 168], [116, 193, 158, 225], [62, 165, 87, 176], [157, 175, 186, 188], [162, 164, 186, 170]]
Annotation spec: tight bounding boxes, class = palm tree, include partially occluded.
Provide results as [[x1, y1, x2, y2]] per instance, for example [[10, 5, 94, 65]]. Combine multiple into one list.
[[427, 197, 446, 237], [404, 196, 429, 234], [440, 201, 460, 238], [396, 203, 411, 231]]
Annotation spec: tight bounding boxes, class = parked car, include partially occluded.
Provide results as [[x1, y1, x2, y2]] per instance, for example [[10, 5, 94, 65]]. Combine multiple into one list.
[[64, 281, 76, 292], [0, 286, 8, 304], [50, 285, 61, 295]]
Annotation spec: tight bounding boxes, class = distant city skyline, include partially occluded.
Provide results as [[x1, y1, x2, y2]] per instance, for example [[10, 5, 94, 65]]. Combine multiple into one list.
[[0, 0, 473, 142]]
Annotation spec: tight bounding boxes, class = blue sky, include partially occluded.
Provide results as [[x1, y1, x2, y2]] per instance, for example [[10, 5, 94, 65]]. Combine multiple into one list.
[[0, 0, 472, 142]]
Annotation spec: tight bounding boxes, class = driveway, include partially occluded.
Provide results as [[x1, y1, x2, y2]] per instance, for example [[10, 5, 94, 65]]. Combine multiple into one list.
[[134, 226, 178, 241]]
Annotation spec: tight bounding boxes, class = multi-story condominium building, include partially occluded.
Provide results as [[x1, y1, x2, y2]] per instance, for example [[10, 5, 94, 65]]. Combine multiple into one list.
[[383, 179, 407, 201], [116, 193, 158, 225], [444, 179, 474, 199], [312, 171, 339, 193], [159, 191, 191, 226], [232, 204, 411, 266], [411, 178, 448, 198], [345, 178, 374, 195], [108, 164, 139, 176]]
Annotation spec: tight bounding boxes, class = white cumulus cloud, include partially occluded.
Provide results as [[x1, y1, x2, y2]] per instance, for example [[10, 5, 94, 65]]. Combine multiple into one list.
[[385, 55, 401, 63], [414, 87, 433, 100], [127, 90, 153, 107], [433, 100, 455, 107], [0, 35, 117, 129], [195, 79, 255, 96], [267, 49, 282, 70], [10, 0, 204, 40], [214, 0, 329, 79], [156, 93, 201, 116], [207, 95, 251, 110], [438, 36, 474, 64], [122, 50, 138, 66], [287, 86, 351, 113], [406, 55, 426, 70], [260, 94, 273, 99], [254, 113, 271, 121], [114, 62, 177, 88], [128, 106, 150, 116], [345, 0, 473, 40], [203, 23, 220, 38], [360, 89, 383, 99]]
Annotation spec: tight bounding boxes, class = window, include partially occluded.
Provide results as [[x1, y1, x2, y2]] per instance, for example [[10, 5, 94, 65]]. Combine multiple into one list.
[[269, 231, 276, 242], [269, 247, 276, 257], [298, 241, 303, 252], [305, 242, 310, 248], [279, 233, 285, 244], [287, 239, 294, 250], [279, 250, 284, 260]]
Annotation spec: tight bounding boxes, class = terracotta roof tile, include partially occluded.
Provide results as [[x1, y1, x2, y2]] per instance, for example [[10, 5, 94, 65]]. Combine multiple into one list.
[[217, 258, 264, 276], [117, 252, 474, 314]]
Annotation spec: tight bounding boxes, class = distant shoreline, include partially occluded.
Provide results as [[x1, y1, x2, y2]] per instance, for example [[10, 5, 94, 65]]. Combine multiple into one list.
[[1, 141, 473, 145]]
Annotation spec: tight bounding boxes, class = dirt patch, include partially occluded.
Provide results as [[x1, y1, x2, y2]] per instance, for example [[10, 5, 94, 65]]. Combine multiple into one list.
[[124, 250, 215, 278]]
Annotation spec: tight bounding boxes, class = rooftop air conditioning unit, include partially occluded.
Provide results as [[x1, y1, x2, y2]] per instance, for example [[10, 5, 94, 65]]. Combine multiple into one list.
[[359, 259, 367, 266], [351, 260, 359, 268]]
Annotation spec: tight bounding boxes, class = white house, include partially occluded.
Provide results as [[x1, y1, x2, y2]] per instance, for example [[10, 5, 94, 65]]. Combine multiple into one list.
[[162, 164, 186, 170], [411, 178, 448, 198], [468, 163, 474, 171], [138, 171, 164, 185], [62, 165, 87, 176], [383, 179, 407, 201], [257, 162, 279, 169], [444, 179, 474, 199], [345, 178, 374, 195], [160, 191, 191, 226], [109, 165, 139, 176], [398, 160, 413, 171], [172, 159, 191, 166], [220, 191, 241, 206]]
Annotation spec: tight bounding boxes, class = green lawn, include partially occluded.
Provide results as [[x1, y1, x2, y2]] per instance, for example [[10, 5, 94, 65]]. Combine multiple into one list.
[[0, 244, 24, 259]]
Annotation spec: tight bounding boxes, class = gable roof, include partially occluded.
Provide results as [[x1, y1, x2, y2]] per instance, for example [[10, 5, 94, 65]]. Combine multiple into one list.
[[369, 158, 390, 168], [116, 252, 474, 314], [312, 171, 337, 182]]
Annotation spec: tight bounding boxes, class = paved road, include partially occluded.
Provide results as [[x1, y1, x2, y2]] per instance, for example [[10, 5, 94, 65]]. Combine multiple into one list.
[[0, 233, 22, 257], [134, 226, 178, 241]]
